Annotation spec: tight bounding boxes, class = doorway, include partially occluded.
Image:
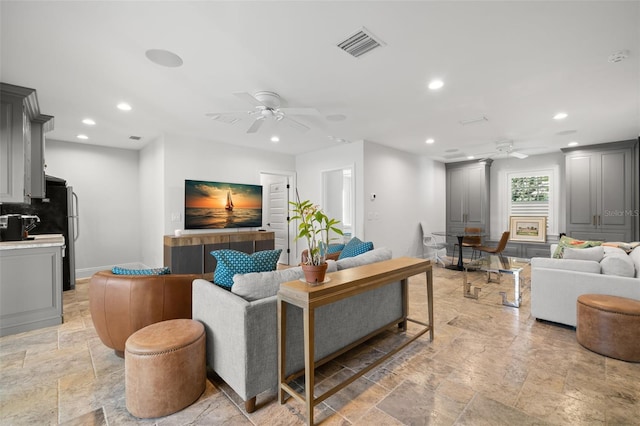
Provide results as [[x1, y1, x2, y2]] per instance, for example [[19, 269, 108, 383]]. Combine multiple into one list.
[[260, 171, 295, 265]]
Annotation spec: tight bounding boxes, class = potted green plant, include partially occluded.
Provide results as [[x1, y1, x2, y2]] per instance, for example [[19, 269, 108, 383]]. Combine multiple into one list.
[[289, 194, 343, 283]]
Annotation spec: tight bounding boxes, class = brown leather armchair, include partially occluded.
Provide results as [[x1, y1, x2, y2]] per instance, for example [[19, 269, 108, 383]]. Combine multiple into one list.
[[89, 270, 200, 357]]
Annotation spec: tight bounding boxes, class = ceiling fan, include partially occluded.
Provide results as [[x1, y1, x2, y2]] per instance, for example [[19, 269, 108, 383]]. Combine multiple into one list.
[[477, 141, 529, 160], [206, 91, 320, 134]]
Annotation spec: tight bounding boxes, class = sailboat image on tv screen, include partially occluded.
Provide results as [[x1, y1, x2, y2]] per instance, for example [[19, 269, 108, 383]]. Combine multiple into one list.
[[225, 190, 234, 212], [184, 180, 263, 229]]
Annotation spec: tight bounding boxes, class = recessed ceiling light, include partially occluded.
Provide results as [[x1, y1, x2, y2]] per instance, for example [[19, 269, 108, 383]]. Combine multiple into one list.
[[270, 136, 280, 143], [428, 79, 444, 90], [553, 112, 568, 120], [568, 141, 579, 147], [77, 134, 89, 140], [82, 118, 96, 126], [117, 102, 132, 111], [145, 49, 183, 67], [425, 138, 435, 144], [467, 156, 475, 160]]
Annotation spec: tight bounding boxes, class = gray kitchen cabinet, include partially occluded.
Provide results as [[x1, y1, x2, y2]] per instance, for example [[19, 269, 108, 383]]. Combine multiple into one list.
[[445, 159, 492, 238], [0, 83, 53, 203], [26, 114, 54, 199], [562, 140, 638, 242], [0, 236, 65, 337]]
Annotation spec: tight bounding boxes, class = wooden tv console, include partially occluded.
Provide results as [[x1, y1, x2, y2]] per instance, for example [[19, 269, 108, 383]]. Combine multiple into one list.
[[163, 231, 275, 276]]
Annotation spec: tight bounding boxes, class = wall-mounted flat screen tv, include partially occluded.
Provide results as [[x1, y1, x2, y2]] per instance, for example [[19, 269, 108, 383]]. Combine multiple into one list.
[[184, 180, 263, 229]]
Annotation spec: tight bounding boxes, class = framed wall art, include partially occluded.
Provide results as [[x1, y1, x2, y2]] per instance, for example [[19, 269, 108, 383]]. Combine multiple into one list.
[[509, 216, 546, 242]]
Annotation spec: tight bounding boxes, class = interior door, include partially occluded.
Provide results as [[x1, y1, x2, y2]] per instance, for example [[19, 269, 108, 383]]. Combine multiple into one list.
[[260, 173, 292, 265]]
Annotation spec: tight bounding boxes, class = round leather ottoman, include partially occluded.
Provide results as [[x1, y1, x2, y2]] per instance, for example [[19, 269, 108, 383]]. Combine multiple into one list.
[[576, 294, 640, 362], [125, 319, 206, 418]]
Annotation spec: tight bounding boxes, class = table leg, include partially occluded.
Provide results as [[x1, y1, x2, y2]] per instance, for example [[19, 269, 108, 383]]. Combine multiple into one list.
[[500, 270, 521, 308], [426, 268, 434, 341], [445, 235, 465, 271], [456, 235, 464, 269], [303, 306, 315, 425], [277, 298, 287, 404], [463, 266, 481, 299], [400, 278, 408, 331]]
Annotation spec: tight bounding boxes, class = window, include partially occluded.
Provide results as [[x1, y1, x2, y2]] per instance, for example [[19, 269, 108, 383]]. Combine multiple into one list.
[[505, 169, 558, 238]]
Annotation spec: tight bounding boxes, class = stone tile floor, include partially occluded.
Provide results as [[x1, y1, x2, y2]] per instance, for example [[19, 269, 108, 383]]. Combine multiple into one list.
[[1, 261, 639, 425]]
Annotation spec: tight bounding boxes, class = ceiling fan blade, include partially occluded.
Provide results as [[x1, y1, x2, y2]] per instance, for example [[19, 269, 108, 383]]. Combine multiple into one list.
[[278, 107, 321, 116], [234, 92, 265, 107], [511, 151, 529, 159], [205, 112, 245, 124], [282, 116, 310, 133], [246, 117, 265, 133]]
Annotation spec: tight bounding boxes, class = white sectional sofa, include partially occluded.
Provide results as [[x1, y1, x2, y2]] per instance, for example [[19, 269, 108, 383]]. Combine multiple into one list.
[[531, 244, 640, 327]]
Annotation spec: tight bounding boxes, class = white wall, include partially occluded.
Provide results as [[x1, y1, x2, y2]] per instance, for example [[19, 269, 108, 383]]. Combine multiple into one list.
[[46, 135, 448, 275], [418, 155, 447, 241], [489, 152, 565, 241], [363, 142, 446, 258], [46, 139, 141, 277], [151, 133, 296, 266], [139, 136, 165, 268]]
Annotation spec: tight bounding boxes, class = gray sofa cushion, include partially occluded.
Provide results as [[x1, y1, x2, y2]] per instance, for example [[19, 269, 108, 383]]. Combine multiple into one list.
[[336, 247, 392, 270], [563, 246, 604, 262], [600, 250, 636, 278], [232, 260, 338, 301]]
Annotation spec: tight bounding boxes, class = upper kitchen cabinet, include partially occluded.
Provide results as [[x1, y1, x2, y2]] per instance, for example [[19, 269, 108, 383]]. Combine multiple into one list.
[[26, 113, 54, 199], [562, 140, 639, 242], [446, 159, 492, 233], [0, 83, 54, 203]]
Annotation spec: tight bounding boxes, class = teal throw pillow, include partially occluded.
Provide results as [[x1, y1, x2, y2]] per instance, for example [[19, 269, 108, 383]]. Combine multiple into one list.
[[210, 249, 282, 288], [338, 237, 373, 260], [327, 243, 345, 254], [111, 266, 171, 275]]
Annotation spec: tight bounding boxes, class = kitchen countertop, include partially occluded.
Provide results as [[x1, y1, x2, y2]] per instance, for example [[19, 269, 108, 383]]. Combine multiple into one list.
[[0, 234, 65, 250]]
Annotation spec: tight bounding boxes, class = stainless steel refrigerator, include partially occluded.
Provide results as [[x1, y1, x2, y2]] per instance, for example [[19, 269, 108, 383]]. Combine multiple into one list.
[[0, 176, 78, 290]]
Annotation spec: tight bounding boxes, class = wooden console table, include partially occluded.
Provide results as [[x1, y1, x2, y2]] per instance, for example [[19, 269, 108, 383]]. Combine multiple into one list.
[[277, 257, 433, 425]]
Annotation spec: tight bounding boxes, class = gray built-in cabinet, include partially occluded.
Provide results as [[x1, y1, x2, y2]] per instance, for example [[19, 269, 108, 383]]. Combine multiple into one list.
[[445, 159, 492, 250], [562, 139, 639, 242], [0, 83, 53, 203]]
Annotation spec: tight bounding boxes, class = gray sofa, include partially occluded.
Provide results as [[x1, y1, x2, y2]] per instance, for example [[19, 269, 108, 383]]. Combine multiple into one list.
[[192, 247, 401, 412], [531, 244, 640, 327]]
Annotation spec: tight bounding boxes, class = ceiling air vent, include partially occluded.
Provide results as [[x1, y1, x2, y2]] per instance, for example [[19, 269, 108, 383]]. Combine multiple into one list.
[[337, 27, 385, 58], [129, 135, 142, 141]]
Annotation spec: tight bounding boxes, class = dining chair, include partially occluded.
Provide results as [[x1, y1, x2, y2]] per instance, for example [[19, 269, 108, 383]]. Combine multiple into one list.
[[453, 227, 482, 264], [476, 231, 510, 260], [420, 223, 448, 266]]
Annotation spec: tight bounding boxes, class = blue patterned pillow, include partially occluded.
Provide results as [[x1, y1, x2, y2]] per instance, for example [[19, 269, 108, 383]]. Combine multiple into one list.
[[327, 244, 345, 254], [338, 237, 373, 259], [210, 249, 282, 288], [111, 266, 171, 275]]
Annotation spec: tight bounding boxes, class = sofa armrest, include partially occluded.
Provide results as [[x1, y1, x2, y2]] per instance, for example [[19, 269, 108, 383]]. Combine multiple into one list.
[[192, 279, 278, 402]]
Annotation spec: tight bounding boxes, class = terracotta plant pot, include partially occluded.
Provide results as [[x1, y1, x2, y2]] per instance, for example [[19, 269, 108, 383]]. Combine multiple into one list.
[[301, 263, 328, 284]]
